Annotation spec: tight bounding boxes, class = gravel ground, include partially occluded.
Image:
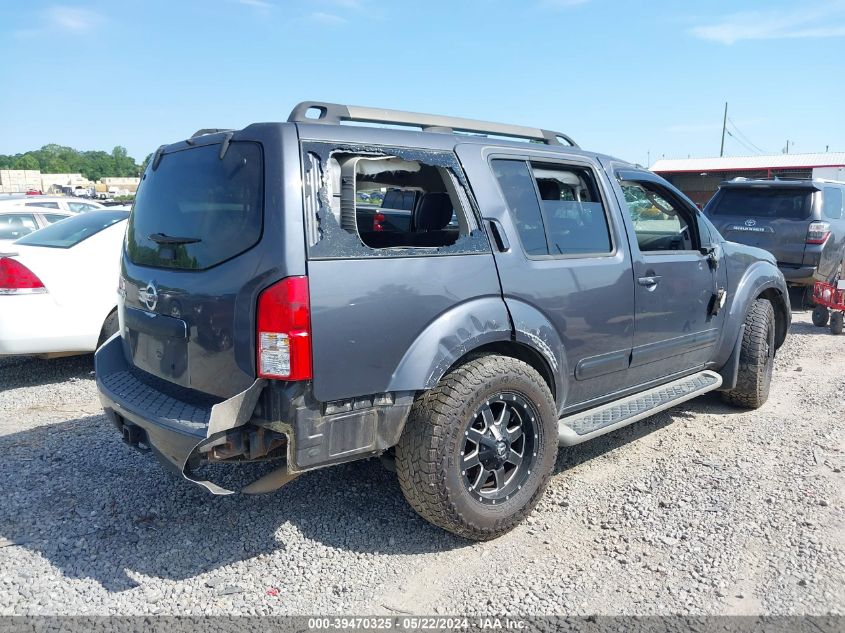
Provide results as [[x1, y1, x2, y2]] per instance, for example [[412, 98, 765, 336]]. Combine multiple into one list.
[[0, 310, 842, 616]]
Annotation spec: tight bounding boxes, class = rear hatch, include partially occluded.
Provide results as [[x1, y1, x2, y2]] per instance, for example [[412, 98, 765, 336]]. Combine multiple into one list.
[[120, 130, 299, 399], [705, 183, 817, 266]]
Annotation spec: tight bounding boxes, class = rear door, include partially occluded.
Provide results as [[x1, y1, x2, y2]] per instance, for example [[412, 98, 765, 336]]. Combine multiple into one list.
[[120, 125, 304, 400], [705, 184, 816, 266], [610, 167, 727, 381], [299, 138, 503, 403], [458, 145, 635, 410]]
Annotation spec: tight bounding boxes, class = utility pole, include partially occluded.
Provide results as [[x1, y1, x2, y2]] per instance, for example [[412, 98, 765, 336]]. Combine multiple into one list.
[[786, 140, 790, 154], [719, 102, 728, 157]]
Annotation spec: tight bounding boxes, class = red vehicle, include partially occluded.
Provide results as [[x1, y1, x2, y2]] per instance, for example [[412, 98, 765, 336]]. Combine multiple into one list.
[[812, 281, 845, 334], [25, 189, 42, 196]]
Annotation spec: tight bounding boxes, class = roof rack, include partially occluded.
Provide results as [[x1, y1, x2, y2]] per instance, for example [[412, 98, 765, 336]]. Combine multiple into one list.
[[288, 101, 578, 147]]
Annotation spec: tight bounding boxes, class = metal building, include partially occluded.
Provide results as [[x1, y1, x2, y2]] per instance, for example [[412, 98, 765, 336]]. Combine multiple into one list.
[[650, 153, 845, 207]]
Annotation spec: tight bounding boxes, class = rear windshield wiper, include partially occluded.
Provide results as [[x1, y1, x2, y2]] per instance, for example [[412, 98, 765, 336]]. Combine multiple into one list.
[[148, 232, 202, 245]]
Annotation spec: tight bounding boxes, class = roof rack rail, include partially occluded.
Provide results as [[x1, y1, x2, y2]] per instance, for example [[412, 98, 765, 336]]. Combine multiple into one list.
[[288, 101, 578, 147], [190, 128, 233, 139]]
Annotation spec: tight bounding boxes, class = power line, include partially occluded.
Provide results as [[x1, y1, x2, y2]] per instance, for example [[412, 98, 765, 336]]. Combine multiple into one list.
[[725, 129, 761, 155], [726, 117, 770, 154]]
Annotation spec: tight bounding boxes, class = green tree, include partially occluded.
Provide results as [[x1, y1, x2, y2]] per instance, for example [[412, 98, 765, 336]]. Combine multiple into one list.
[[1, 144, 142, 179], [13, 154, 39, 170]]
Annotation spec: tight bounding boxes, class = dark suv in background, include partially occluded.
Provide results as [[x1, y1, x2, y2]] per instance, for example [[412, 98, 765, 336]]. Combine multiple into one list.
[[704, 178, 845, 287], [96, 102, 789, 540]]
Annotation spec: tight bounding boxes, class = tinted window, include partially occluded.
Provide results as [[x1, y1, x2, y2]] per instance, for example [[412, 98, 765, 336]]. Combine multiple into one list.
[[709, 188, 812, 220], [16, 211, 127, 248], [127, 142, 263, 270], [0, 213, 38, 240], [823, 187, 843, 220], [491, 159, 548, 256], [68, 201, 100, 212], [531, 164, 611, 255], [25, 201, 60, 209], [43, 213, 70, 224], [620, 181, 693, 252]]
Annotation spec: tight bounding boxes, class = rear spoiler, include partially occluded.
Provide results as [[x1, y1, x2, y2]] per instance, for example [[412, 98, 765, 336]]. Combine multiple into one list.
[[718, 179, 823, 190]]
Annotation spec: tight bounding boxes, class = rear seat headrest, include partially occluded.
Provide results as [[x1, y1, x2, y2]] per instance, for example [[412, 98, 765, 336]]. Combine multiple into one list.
[[414, 192, 453, 231]]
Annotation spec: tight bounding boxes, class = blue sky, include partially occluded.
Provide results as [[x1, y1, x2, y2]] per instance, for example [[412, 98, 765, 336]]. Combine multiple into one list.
[[2, 0, 844, 166]]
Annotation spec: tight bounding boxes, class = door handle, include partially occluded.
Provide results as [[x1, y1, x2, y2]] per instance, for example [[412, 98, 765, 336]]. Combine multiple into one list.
[[638, 275, 662, 287], [487, 219, 510, 252]]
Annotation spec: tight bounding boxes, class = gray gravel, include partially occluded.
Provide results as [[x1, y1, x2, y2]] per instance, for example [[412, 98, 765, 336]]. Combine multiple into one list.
[[0, 311, 842, 616]]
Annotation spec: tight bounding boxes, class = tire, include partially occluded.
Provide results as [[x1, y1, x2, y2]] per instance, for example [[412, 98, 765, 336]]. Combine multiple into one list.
[[395, 355, 557, 540], [721, 299, 775, 409], [831, 312, 844, 336], [812, 305, 830, 328], [97, 310, 119, 348]]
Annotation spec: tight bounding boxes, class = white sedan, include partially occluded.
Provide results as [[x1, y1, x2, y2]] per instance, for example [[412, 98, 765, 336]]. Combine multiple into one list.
[[0, 196, 106, 213], [0, 208, 129, 356]]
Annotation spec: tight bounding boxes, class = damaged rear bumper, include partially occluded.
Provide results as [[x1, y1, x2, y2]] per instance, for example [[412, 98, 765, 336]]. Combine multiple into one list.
[[94, 336, 412, 494]]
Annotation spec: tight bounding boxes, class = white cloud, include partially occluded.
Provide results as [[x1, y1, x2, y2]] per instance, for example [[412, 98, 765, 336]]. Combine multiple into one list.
[[46, 6, 103, 31], [690, 3, 845, 44], [538, 0, 590, 9], [310, 11, 346, 24], [236, 0, 275, 9], [15, 5, 104, 38], [326, 0, 362, 9]]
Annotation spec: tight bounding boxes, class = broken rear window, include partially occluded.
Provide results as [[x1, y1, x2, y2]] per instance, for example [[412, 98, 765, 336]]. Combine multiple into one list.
[[302, 142, 489, 258]]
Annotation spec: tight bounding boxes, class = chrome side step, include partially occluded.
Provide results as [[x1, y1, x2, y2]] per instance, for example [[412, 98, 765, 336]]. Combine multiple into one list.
[[558, 370, 722, 446]]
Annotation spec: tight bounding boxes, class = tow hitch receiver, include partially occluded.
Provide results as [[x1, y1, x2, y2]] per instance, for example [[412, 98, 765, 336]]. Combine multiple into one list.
[[121, 422, 145, 448]]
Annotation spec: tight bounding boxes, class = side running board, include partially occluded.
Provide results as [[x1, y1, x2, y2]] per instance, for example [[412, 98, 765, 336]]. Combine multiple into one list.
[[558, 370, 722, 446]]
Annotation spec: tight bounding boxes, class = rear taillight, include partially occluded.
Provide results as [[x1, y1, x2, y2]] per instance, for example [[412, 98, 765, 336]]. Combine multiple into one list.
[[373, 212, 386, 232], [0, 257, 46, 295], [807, 221, 831, 244], [256, 276, 312, 380]]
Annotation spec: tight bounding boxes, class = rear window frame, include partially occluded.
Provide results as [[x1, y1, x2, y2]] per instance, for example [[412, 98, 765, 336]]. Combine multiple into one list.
[[126, 140, 265, 271]]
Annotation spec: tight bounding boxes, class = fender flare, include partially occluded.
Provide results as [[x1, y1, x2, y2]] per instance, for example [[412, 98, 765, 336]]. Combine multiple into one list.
[[386, 297, 512, 393], [716, 260, 789, 367]]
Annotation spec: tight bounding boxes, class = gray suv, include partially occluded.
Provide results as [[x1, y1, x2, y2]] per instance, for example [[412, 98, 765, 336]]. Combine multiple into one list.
[[704, 178, 845, 287], [96, 102, 790, 539]]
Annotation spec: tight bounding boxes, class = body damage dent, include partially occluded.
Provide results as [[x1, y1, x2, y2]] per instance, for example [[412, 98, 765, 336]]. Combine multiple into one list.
[[387, 297, 511, 392], [505, 298, 569, 411]]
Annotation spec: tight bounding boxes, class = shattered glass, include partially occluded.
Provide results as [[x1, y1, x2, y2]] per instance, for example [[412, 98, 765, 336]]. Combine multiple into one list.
[[303, 142, 491, 259]]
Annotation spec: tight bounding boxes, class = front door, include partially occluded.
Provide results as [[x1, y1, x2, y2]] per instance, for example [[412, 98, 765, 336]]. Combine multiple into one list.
[[609, 167, 727, 383]]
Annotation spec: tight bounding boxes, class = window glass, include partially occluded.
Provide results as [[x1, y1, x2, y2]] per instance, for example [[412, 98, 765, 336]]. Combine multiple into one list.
[[25, 201, 60, 209], [823, 187, 843, 220], [531, 164, 611, 255], [709, 188, 812, 219], [16, 210, 127, 249], [43, 213, 69, 224], [127, 142, 263, 270], [491, 159, 548, 256], [620, 181, 693, 252], [68, 202, 94, 212], [0, 213, 38, 240]]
